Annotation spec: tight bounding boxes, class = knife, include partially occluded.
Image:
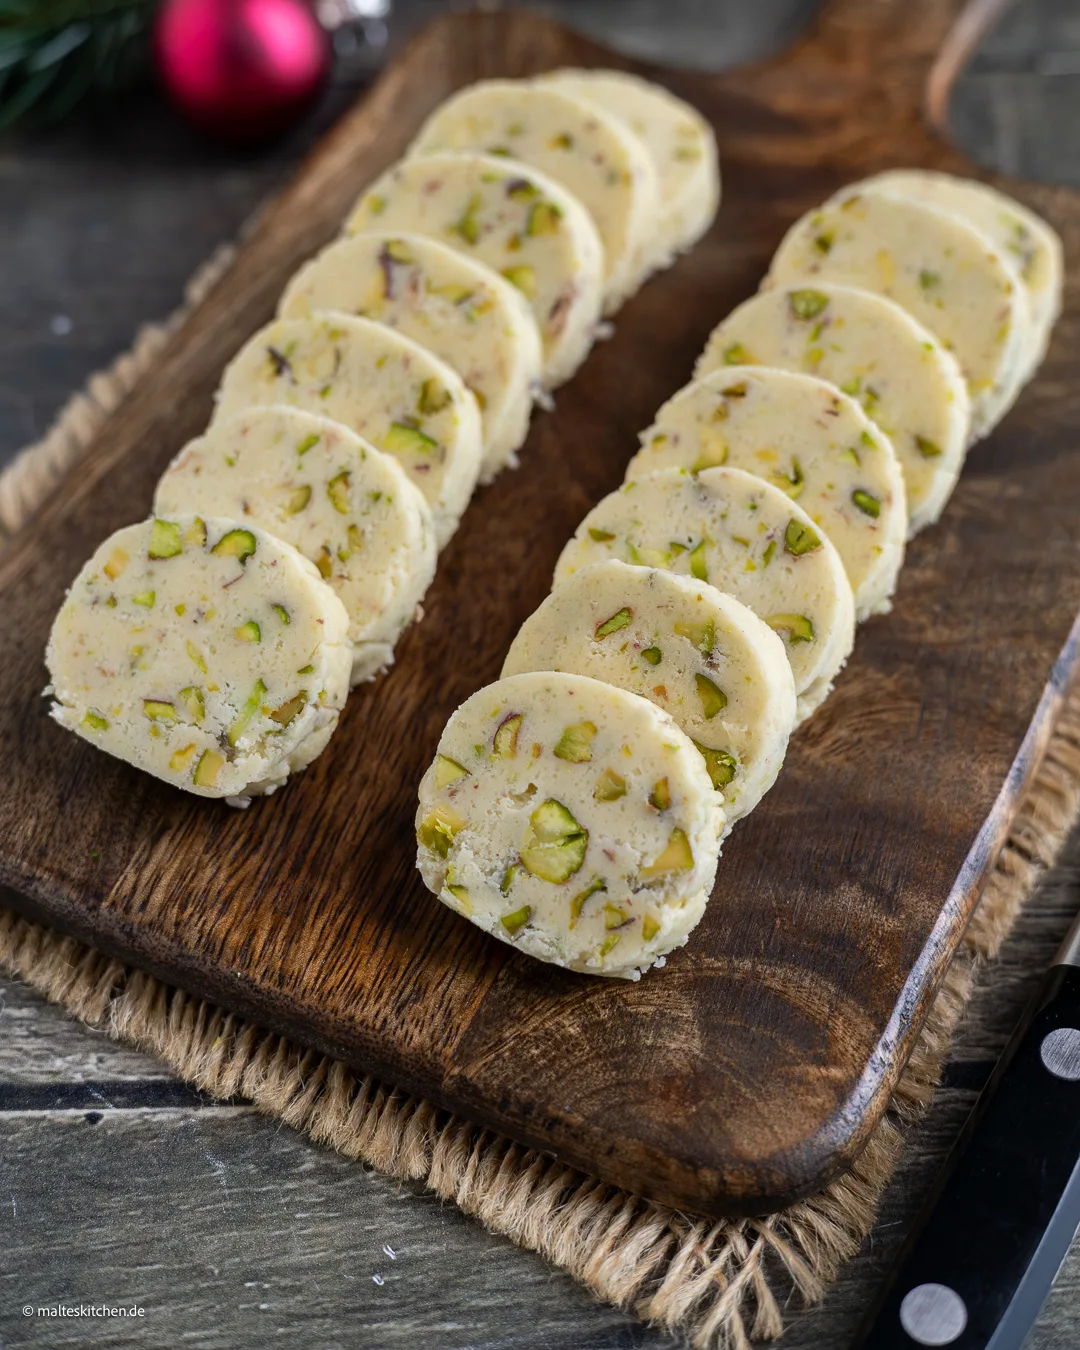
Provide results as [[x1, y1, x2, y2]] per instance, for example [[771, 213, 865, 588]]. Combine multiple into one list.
[[854, 899, 1080, 1349]]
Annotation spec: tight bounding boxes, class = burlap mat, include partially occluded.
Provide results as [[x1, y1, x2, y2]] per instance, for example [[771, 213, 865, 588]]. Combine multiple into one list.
[[4, 247, 1080, 1349]]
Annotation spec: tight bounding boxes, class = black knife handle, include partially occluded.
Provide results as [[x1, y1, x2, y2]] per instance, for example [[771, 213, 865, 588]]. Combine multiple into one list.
[[855, 963, 1080, 1349]]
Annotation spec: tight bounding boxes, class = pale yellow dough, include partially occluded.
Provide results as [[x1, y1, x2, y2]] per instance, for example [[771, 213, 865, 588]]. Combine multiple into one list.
[[407, 79, 659, 313], [212, 312, 482, 549], [502, 561, 795, 824], [553, 467, 855, 722], [416, 671, 723, 979], [46, 515, 351, 800], [696, 283, 970, 533], [154, 406, 437, 685], [279, 232, 542, 481], [345, 152, 604, 388], [765, 192, 1032, 437], [630, 366, 907, 619]]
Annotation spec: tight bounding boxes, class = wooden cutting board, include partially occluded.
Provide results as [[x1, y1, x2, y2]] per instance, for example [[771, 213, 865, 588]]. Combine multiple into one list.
[[1, 0, 1078, 1220]]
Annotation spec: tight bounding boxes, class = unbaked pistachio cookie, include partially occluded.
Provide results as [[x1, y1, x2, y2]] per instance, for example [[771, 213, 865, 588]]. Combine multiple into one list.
[[279, 232, 542, 481], [630, 367, 907, 619], [46, 515, 351, 800], [540, 67, 720, 266], [416, 671, 722, 979], [345, 153, 604, 388], [502, 562, 795, 824], [154, 407, 437, 685], [849, 169, 1062, 380], [765, 192, 1032, 436], [696, 284, 969, 534], [553, 467, 855, 721], [407, 80, 659, 313], [212, 313, 482, 549]]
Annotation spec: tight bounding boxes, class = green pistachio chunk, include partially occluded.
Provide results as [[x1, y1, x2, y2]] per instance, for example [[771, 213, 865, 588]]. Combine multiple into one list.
[[286, 485, 311, 514], [269, 692, 307, 727], [642, 828, 694, 877], [383, 422, 438, 456], [178, 686, 205, 723], [595, 607, 632, 639], [500, 265, 537, 298], [500, 904, 532, 936], [649, 778, 671, 810], [689, 540, 708, 582], [235, 620, 261, 643], [434, 755, 470, 787], [272, 604, 290, 625], [642, 914, 661, 942], [771, 459, 805, 499], [569, 877, 606, 928], [520, 799, 587, 884], [915, 434, 942, 458], [227, 678, 268, 748], [852, 489, 881, 518], [603, 903, 629, 931], [784, 518, 822, 556], [788, 289, 829, 320], [499, 863, 519, 895], [148, 519, 182, 560], [673, 618, 715, 656], [766, 613, 815, 644], [593, 768, 627, 801], [211, 528, 257, 562], [693, 740, 737, 789], [722, 342, 749, 365], [444, 881, 473, 915], [553, 721, 597, 763], [82, 711, 109, 732], [451, 193, 482, 244], [695, 673, 727, 719], [418, 379, 453, 415], [132, 590, 156, 608], [641, 646, 662, 666], [588, 527, 616, 542], [526, 201, 562, 236], [417, 805, 466, 859], [491, 712, 522, 758], [192, 749, 224, 788], [327, 472, 351, 514], [143, 699, 176, 723]]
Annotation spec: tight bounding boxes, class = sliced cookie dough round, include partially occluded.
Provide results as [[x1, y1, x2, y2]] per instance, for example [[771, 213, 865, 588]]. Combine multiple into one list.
[[848, 169, 1062, 381], [46, 514, 351, 801], [212, 313, 482, 549], [553, 467, 855, 721], [540, 67, 720, 267], [501, 561, 795, 825], [154, 407, 437, 686], [279, 232, 542, 482], [407, 80, 659, 314], [696, 283, 970, 534], [345, 153, 603, 389], [765, 192, 1032, 437], [629, 367, 906, 620], [416, 670, 723, 979]]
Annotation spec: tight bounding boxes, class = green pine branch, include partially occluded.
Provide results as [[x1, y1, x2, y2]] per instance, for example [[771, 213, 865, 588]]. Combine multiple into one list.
[[0, 0, 157, 129]]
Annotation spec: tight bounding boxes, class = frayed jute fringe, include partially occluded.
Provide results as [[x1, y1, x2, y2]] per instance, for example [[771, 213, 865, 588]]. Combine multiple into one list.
[[4, 258, 1080, 1349]]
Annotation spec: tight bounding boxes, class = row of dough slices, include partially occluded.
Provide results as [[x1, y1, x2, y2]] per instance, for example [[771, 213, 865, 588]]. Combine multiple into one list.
[[414, 168, 1061, 981], [43, 70, 721, 804]]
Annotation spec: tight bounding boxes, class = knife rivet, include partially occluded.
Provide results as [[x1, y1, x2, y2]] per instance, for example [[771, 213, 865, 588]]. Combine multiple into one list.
[[899, 1283, 967, 1345], [1039, 1026, 1080, 1080]]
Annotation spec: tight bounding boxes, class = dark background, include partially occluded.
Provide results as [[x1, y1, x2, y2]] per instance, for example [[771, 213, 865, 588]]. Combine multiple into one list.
[[2, 2, 1079, 1347]]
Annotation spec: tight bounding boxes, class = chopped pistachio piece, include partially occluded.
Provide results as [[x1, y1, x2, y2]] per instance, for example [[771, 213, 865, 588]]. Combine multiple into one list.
[[500, 904, 532, 936], [296, 433, 320, 457], [499, 863, 519, 895], [593, 767, 627, 801], [771, 459, 805, 499], [434, 754, 470, 787], [603, 903, 629, 931], [210, 528, 257, 563], [569, 877, 606, 928], [915, 434, 943, 458], [784, 518, 822, 555], [766, 613, 815, 644], [417, 805, 466, 859], [526, 201, 562, 236], [227, 678, 268, 748], [852, 489, 881, 518], [641, 914, 661, 942], [272, 604, 290, 625], [148, 519, 182, 560], [688, 541, 708, 582], [192, 749, 225, 788], [82, 710, 109, 732], [382, 422, 438, 456], [519, 798, 587, 884], [588, 527, 616, 542], [694, 673, 727, 719], [788, 289, 829, 320], [142, 699, 176, 724], [649, 778, 671, 810], [501, 265, 537, 299], [132, 590, 156, 608], [235, 620, 261, 643], [444, 881, 474, 915], [692, 740, 737, 790], [178, 685, 205, 723], [451, 192, 482, 245], [418, 379, 453, 416], [286, 485, 311, 514], [103, 548, 129, 581], [641, 646, 662, 666], [491, 712, 522, 758], [723, 342, 749, 365], [642, 828, 694, 877], [595, 607, 632, 639], [269, 692, 307, 727], [673, 617, 715, 656], [327, 472, 351, 514], [553, 721, 597, 763]]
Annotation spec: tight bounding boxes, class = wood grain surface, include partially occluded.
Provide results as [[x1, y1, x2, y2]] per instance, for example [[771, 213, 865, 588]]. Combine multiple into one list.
[[1, 0, 1078, 1219]]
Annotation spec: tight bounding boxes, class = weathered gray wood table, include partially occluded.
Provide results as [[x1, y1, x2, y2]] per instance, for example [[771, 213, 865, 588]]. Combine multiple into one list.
[[2, 2, 1079, 1345]]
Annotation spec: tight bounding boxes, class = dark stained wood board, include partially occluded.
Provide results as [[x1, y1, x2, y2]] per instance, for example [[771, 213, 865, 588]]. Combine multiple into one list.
[[1, 0, 1078, 1220]]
